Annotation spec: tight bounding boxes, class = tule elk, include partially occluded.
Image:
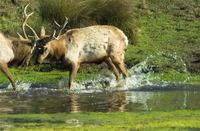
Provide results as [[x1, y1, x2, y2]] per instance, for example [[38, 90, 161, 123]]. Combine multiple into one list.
[[0, 4, 43, 90], [35, 21, 129, 89]]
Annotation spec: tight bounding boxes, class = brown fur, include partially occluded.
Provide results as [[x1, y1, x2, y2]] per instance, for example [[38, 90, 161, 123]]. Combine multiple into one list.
[[49, 37, 66, 60], [9, 39, 34, 66]]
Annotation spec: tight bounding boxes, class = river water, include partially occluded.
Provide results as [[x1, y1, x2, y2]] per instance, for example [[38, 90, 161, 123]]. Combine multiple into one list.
[[0, 84, 199, 113]]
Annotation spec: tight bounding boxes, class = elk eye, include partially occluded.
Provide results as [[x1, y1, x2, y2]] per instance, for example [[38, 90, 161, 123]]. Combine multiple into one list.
[[68, 37, 71, 42], [44, 47, 47, 51]]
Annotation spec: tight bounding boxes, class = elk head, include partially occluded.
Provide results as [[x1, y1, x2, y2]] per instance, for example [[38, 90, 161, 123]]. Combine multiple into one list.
[[34, 17, 68, 64], [33, 33, 56, 64]]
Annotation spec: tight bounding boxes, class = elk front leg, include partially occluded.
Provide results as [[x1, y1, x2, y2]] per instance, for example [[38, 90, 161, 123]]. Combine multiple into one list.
[[68, 62, 79, 89], [0, 61, 16, 90]]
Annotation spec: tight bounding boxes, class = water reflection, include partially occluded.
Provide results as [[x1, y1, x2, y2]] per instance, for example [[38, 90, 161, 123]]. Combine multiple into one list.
[[0, 88, 200, 113]]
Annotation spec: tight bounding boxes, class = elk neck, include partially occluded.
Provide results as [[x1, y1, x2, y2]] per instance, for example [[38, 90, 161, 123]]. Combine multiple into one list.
[[49, 35, 67, 60], [10, 39, 33, 65]]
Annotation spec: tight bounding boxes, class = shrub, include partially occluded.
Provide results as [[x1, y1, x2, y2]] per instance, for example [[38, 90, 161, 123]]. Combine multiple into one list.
[[39, 0, 138, 44]]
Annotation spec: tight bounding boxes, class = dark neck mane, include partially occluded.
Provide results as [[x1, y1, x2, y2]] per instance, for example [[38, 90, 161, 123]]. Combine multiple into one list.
[[10, 39, 33, 66], [11, 39, 31, 54]]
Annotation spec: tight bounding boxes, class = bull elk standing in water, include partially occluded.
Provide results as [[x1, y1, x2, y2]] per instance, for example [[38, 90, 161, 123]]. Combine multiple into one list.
[[35, 18, 129, 89], [0, 4, 41, 90]]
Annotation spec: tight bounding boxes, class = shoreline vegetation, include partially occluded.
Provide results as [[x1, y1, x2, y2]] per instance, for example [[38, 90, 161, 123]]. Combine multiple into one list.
[[1, 66, 200, 86], [0, 110, 200, 130]]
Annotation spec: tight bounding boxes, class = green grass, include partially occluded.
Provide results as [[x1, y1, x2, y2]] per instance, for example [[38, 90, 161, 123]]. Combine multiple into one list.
[[0, 65, 101, 84], [0, 67, 65, 84], [0, 0, 52, 36], [0, 110, 200, 130], [150, 71, 200, 85], [2, 66, 200, 87]]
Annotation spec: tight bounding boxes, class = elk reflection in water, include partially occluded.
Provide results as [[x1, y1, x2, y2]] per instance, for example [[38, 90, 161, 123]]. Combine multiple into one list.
[[0, 89, 200, 113], [0, 91, 129, 113]]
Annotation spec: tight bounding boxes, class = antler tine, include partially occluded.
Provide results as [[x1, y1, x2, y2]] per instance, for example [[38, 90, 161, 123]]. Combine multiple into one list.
[[25, 24, 40, 40], [54, 20, 61, 27], [17, 32, 25, 40], [22, 4, 39, 40], [53, 30, 56, 37], [24, 4, 30, 17], [63, 17, 69, 28], [23, 4, 34, 19], [17, 4, 32, 40], [22, 13, 33, 39], [57, 17, 68, 37], [52, 30, 59, 40]]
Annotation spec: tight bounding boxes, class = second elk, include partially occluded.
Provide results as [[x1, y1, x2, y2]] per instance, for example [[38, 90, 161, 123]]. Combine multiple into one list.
[[0, 4, 42, 90]]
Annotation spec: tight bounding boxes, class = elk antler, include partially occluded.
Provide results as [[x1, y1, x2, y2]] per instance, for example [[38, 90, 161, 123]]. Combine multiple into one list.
[[52, 30, 58, 40], [17, 32, 25, 40], [54, 20, 61, 27], [54, 17, 68, 38], [22, 4, 39, 40]]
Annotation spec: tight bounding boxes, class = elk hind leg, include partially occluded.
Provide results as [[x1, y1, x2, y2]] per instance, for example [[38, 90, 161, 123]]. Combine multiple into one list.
[[117, 62, 128, 79], [110, 56, 128, 79], [105, 58, 120, 81], [0, 61, 16, 90]]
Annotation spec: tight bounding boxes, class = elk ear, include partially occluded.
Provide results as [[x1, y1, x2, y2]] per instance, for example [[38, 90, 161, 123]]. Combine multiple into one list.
[[40, 26, 46, 38]]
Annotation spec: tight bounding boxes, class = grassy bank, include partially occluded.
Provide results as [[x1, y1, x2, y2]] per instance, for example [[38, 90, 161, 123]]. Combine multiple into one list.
[[0, 65, 100, 84], [1, 66, 200, 87], [0, 110, 200, 130]]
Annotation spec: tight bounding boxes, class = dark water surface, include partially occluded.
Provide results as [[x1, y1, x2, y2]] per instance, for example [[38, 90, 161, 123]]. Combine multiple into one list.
[[0, 84, 200, 113]]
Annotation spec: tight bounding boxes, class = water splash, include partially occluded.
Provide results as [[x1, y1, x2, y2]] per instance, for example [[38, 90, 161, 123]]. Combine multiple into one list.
[[0, 54, 190, 93], [0, 81, 32, 93], [8, 81, 32, 91], [0, 58, 153, 93], [57, 58, 155, 92], [122, 59, 154, 90]]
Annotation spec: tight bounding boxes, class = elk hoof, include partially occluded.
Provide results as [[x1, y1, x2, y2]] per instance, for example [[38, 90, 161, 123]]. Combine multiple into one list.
[[100, 79, 110, 88], [12, 83, 16, 91], [12, 86, 16, 91], [66, 84, 71, 90]]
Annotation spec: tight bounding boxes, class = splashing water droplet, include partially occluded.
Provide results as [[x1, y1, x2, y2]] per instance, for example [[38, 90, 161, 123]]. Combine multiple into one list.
[[57, 58, 155, 92], [6, 81, 32, 91]]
